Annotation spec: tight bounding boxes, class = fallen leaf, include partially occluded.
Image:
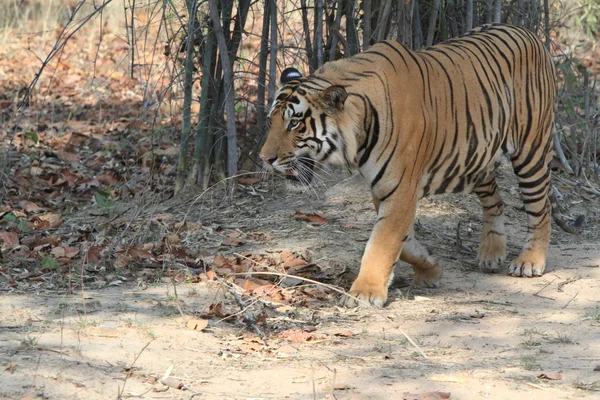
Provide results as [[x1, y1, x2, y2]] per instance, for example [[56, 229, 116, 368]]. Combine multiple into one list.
[[114, 253, 129, 269], [332, 329, 353, 337], [186, 319, 209, 331], [127, 248, 155, 260], [247, 231, 271, 241], [222, 236, 243, 246], [0, 232, 19, 248], [238, 177, 260, 185], [282, 257, 306, 269], [278, 329, 315, 343], [164, 234, 180, 245], [160, 377, 184, 389], [98, 172, 119, 185], [20, 201, 43, 213], [537, 372, 562, 380], [51, 246, 66, 258], [294, 210, 328, 225], [403, 392, 451, 400], [238, 338, 263, 352]]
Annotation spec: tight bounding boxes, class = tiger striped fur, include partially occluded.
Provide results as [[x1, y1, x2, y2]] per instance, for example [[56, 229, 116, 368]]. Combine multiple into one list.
[[260, 24, 559, 307]]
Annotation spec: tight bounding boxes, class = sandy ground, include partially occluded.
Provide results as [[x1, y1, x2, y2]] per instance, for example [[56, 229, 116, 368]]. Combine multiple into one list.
[[1, 163, 600, 400]]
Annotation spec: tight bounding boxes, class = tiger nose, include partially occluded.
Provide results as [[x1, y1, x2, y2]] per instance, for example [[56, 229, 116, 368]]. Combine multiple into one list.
[[260, 155, 277, 165]]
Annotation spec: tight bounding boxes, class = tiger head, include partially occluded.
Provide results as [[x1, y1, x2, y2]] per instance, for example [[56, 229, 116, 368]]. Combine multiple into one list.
[[260, 67, 351, 183]]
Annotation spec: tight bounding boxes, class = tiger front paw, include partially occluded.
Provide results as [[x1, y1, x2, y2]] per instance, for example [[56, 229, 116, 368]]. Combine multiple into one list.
[[509, 250, 546, 277], [339, 279, 388, 308]]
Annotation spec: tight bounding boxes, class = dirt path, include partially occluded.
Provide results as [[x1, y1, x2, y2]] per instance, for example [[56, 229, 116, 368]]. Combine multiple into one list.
[[1, 165, 599, 400]]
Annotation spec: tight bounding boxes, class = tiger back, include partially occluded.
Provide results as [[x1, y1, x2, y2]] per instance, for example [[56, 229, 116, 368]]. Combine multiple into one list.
[[260, 24, 556, 307]]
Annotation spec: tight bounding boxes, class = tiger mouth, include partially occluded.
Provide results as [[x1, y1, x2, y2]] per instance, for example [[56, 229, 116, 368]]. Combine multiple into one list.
[[283, 158, 314, 184]]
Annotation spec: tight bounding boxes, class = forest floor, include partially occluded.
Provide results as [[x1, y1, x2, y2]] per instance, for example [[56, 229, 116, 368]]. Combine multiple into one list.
[[1, 18, 600, 400], [2, 162, 600, 400]]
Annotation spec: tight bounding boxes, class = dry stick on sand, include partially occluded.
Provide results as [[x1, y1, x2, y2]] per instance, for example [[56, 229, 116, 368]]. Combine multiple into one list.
[[216, 275, 269, 345], [117, 339, 154, 399], [230, 253, 429, 359], [533, 278, 557, 301]]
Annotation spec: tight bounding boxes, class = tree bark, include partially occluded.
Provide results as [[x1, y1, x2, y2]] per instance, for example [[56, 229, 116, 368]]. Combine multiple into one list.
[[345, 0, 359, 56], [314, 0, 324, 67], [426, 0, 441, 46], [175, 0, 199, 194], [267, 0, 278, 105], [300, 0, 314, 72], [209, 0, 238, 177], [465, 0, 473, 32], [363, 0, 371, 49]]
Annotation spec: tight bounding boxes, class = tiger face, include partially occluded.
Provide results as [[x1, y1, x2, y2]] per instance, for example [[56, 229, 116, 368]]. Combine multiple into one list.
[[260, 68, 349, 182]]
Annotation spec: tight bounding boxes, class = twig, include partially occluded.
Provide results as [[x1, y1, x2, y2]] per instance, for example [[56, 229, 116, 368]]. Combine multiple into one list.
[[218, 277, 268, 346], [557, 277, 580, 292], [447, 299, 513, 306], [562, 292, 578, 309], [229, 254, 429, 359], [117, 340, 154, 399], [103, 205, 140, 265], [534, 277, 556, 296]]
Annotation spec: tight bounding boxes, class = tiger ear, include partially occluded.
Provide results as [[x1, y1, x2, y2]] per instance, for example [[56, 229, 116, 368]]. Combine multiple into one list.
[[280, 67, 303, 84], [321, 86, 348, 111]]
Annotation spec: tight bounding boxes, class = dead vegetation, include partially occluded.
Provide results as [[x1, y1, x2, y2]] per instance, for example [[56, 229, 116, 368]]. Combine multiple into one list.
[[1, 1, 600, 399]]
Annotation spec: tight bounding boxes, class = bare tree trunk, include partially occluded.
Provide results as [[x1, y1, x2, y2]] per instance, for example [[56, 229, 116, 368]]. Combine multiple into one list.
[[314, 0, 324, 67], [256, 1, 270, 131], [447, 0, 459, 38], [494, 0, 502, 22], [375, 0, 392, 42], [426, 0, 441, 46], [300, 0, 314, 72], [345, 0, 359, 56], [363, 0, 371, 49], [414, 0, 422, 49], [543, 0, 550, 50], [209, 0, 238, 177], [267, 0, 278, 105], [175, 0, 199, 195], [191, 24, 213, 187], [465, 0, 473, 31], [329, 0, 343, 61]]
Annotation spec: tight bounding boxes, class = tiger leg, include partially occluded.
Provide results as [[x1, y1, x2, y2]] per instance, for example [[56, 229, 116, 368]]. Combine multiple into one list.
[[401, 228, 442, 287], [473, 173, 507, 272], [340, 192, 416, 308], [372, 197, 441, 288], [508, 148, 552, 277]]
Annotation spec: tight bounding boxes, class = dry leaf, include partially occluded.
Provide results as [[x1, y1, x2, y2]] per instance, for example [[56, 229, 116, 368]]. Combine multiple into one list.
[[332, 329, 353, 337], [127, 248, 155, 260], [238, 177, 260, 185], [223, 236, 243, 246], [114, 253, 129, 269], [0, 231, 19, 248], [97, 173, 118, 185], [20, 201, 43, 213], [247, 231, 271, 241], [537, 372, 562, 380], [186, 319, 209, 331], [164, 234, 180, 245], [294, 210, 328, 225], [51, 246, 66, 258], [278, 329, 315, 343]]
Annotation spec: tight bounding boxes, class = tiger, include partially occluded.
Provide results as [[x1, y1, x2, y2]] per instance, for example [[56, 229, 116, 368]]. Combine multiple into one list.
[[260, 23, 567, 307]]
